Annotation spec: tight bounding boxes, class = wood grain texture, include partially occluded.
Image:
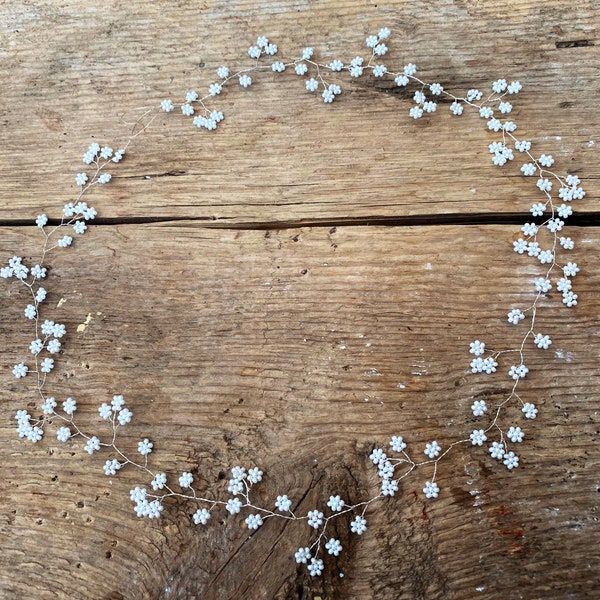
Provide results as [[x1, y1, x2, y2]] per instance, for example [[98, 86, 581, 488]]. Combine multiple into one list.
[[1, 224, 599, 599], [0, 0, 598, 223], [0, 1, 599, 599]]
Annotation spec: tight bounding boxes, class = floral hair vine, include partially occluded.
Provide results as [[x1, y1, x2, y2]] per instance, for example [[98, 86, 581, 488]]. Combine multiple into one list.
[[2, 27, 584, 580]]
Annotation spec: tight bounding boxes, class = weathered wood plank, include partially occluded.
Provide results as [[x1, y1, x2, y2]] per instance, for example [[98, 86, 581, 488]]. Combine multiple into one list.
[[1, 224, 598, 599], [0, 0, 597, 223], [1, 1, 599, 598]]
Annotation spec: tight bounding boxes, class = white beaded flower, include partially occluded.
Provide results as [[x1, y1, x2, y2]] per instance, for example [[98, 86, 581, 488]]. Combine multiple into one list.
[[470, 429, 487, 446], [503, 451, 519, 470], [84, 436, 101, 455], [522, 403, 538, 419], [275, 495, 292, 512], [325, 538, 342, 556], [507, 309, 525, 324], [350, 515, 367, 535], [56, 426, 71, 442], [471, 400, 487, 417], [307, 510, 323, 528], [137, 438, 153, 456], [295, 547, 311, 563], [423, 481, 439, 498], [424, 441, 441, 459], [489, 442, 505, 460], [245, 514, 263, 530], [193, 508, 211, 525], [179, 472, 193, 488], [327, 495, 345, 511], [469, 340, 485, 356], [151, 473, 167, 490], [308, 558, 324, 577], [63, 397, 77, 415], [507, 426, 524, 443], [248, 467, 263, 484], [390, 435, 407, 452], [226, 498, 243, 515]]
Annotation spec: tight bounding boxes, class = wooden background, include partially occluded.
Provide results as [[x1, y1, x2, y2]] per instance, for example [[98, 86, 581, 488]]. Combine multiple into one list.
[[0, 1, 598, 598]]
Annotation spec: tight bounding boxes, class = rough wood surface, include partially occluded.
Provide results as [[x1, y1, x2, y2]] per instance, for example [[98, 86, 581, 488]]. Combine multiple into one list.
[[0, 2, 599, 600], [0, 0, 598, 223]]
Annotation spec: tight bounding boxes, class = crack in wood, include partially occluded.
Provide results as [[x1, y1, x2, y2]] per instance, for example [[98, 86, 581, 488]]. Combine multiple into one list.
[[555, 39, 595, 48], [1, 213, 598, 229]]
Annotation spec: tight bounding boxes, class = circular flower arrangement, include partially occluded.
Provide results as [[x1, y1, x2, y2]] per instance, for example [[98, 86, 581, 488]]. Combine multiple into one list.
[[2, 28, 584, 581]]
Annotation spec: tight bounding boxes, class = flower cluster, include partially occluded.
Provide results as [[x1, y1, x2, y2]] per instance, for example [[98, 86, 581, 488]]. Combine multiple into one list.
[[1, 28, 583, 582], [77, 142, 124, 189], [465, 149, 583, 467]]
